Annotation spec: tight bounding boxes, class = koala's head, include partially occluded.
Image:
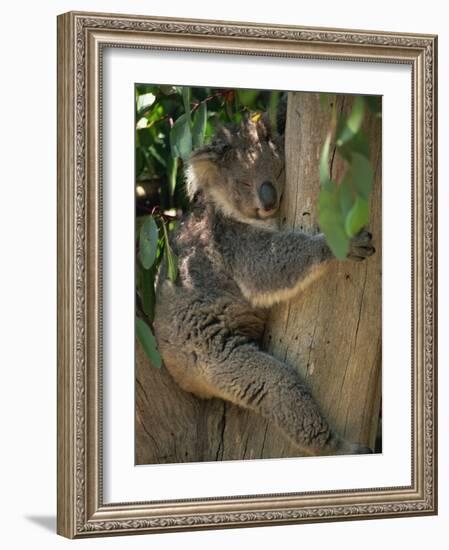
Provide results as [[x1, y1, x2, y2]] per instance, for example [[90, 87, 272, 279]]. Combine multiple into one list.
[[186, 116, 285, 225]]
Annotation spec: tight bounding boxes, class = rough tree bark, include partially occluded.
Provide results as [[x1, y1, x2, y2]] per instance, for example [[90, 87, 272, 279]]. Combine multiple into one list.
[[264, 92, 382, 450], [135, 91, 382, 464]]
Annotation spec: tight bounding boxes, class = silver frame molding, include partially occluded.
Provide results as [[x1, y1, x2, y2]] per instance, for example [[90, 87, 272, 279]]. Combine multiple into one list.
[[57, 11, 438, 538]]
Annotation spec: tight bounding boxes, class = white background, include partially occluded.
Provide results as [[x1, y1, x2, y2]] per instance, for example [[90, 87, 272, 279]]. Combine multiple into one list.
[[0, 1, 446, 549]]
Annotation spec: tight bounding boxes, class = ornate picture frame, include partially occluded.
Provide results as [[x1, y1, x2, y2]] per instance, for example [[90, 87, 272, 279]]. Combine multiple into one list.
[[57, 11, 437, 538]]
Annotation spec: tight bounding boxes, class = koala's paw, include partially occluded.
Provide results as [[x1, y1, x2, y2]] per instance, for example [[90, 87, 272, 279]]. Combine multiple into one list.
[[348, 230, 375, 262]]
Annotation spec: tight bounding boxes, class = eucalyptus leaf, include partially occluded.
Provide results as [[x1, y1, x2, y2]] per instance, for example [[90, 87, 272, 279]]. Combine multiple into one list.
[[318, 185, 350, 260], [339, 130, 370, 161], [161, 220, 178, 282], [135, 215, 146, 239], [139, 215, 159, 270], [169, 157, 178, 197], [136, 318, 162, 368], [170, 113, 192, 161], [146, 103, 164, 125], [365, 95, 381, 114], [338, 178, 355, 218], [138, 126, 156, 151], [182, 87, 191, 123], [192, 101, 207, 149], [166, 244, 179, 283], [347, 96, 365, 133], [319, 133, 332, 187], [345, 197, 369, 238], [351, 152, 374, 199], [136, 84, 158, 96], [236, 89, 259, 108], [136, 147, 145, 177], [137, 92, 156, 114], [336, 96, 365, 146], [141, 266, 156, 321], [159, 85, 176, 96], [136, 117, 148, 130], [148, 145, 167, 168]]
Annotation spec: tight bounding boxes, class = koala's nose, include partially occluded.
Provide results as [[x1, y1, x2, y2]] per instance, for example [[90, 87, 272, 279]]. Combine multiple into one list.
[[258, 181, 277, 211]]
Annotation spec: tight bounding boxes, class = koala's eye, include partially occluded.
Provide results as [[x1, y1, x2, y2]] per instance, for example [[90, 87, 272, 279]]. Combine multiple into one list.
[[240, 181, 252, 188]]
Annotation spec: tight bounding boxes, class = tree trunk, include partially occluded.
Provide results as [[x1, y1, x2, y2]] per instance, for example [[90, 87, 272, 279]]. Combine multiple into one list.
[[264, 92, 382, 450], [135, 91, 382, 464]]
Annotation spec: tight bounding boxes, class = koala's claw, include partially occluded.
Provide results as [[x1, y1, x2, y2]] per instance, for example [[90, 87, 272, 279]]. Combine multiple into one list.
[[347, 230, 375, 261]]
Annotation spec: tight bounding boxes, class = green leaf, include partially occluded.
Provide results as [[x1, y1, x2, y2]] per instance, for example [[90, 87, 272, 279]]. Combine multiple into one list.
[[236, 89, 260, 108], [136, 117, 148, 130], [145, 103, 164, 125], [136, 147, 145, 176], [148, 145, 167, 168], [347, 96, 365, 133], [136, 84, 158, 96], [137, 126, 156, 151], [182, 87, 191, 123], [136, 92, 156, 114], [141, 266, 156, 321], [319, 133, 332, 187], [161, 221, 178, 282], [345, 197, 369, 238], [136, 263, 156, 322], [168, 157, 178, 197], [135, 215, 145, 239], [338, 177, 355, 218], [351, 152, 374, 199], [336, 96, 365, 146], [170, 113, 192, 161], [136, 318, 162, 368], [339, 130, 370, 161], [166, 244, 178, 283], [139, 216, 159, 270], [317, 95, 373, 256], [365, 95, 381, 114], [192, 101, 207, 149], [159, 85, 176, 96], [318, 186, 350, 260]]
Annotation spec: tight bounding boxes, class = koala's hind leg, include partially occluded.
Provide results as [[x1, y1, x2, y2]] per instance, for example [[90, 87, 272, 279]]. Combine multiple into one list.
[[203, 344, 370, 456]]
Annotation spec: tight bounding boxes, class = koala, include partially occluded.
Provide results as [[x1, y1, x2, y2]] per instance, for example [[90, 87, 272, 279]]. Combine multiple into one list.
[[153, 115, 375, 456]]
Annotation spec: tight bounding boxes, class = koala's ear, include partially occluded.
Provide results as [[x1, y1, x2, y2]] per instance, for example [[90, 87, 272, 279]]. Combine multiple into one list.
[[257, 114, 273, 140], [255, 114, 285, 156], [254, 93, 288, 139], [239, 115, 271, 145], [186, 145, 224, 199]]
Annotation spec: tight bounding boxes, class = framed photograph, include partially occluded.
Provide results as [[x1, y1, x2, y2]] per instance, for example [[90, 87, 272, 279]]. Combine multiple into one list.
[[57, 11, 437, 538]]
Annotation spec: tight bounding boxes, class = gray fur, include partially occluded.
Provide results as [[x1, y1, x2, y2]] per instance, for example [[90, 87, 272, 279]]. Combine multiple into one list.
[[154, 116, 374, 456]]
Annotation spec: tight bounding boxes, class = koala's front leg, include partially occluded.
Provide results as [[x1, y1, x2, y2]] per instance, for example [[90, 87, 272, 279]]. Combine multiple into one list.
[[231, 229, 334, 307], [229, 226, 375, 307], [202, 344, 371, 456]]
